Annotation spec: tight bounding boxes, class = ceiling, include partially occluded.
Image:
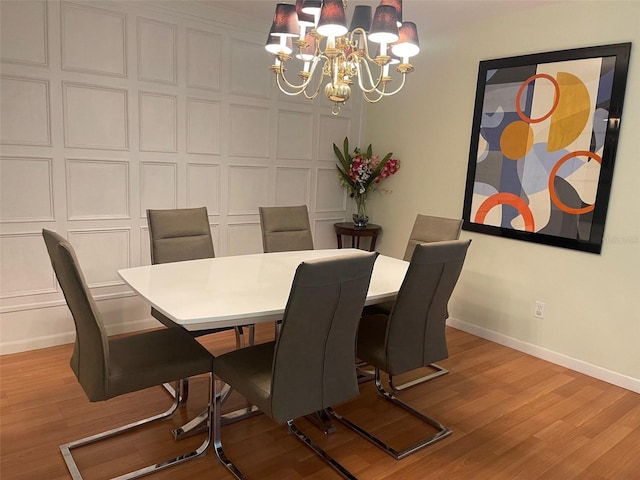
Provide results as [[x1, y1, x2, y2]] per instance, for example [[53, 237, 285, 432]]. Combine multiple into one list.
[[200, 0, 555, 35]]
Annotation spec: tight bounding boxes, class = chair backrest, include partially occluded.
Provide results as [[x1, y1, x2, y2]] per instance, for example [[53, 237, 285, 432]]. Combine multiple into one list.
[[403, 214, 463, 261], [387, 240, 471, 376], [269, 252, 377, 423], [259, 205, 314, 253], [42, 229, 109, 402], [147, 207, 214, 264]]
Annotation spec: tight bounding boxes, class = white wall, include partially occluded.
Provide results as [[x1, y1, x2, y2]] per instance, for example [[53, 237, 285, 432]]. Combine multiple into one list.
[[364, 1, 639, 391], [0, 0, 364, 353]]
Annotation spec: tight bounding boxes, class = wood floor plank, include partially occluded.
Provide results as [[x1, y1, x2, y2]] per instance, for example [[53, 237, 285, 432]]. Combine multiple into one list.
[[1, 324, 638, 479]]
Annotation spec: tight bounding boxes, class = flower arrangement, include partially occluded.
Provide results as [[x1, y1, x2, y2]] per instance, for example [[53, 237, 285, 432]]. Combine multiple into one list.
[[334, 137, 400, 226]]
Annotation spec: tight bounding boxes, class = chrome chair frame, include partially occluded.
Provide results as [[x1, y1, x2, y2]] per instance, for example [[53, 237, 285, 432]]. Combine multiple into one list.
[[61, 377, 213, 480], [330, 369, 451, 460]]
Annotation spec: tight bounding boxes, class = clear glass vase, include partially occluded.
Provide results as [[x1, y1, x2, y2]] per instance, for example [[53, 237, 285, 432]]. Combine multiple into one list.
[[352, 194, 368, 227]]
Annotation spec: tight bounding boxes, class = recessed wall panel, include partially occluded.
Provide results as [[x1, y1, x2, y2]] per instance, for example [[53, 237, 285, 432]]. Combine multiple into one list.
[[314, 217, 344, 250], [276, 110, 313, 160], [186, 29, 221, 90], [67, 229, 130, 287], [227, 223, 263, 256], [228, 166, 268, 215], [140, 162, 177, 214], [228, 105, 269, 158], [316, 167, 347, 212], [61, 2, 126, 77], [187, 98, 220, 155], [275, 167, 311, 206], [63, 82, 128, 150], [318, 115, 351, 161], [0, 0, 48, 66], [187, 163, 220, 214], [1, 157, 53, 223], [0, 76, 50, 146], [137, 17, 177, 84], [139, 92, 177, 152], [229, 39, 271, 99], [66, 159, 129, 220], [0, 232, 56, 298]]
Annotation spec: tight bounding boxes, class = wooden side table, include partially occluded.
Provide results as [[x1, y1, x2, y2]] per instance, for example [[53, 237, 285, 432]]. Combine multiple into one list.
[[334, 222, 382, 252]]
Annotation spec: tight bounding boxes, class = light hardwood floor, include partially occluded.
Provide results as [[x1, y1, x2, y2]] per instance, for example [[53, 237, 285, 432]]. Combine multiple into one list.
[[1, 324, 639, 479]]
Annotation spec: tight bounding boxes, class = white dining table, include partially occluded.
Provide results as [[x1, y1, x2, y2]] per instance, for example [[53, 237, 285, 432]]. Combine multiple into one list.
[[118, 248, 409, 332]]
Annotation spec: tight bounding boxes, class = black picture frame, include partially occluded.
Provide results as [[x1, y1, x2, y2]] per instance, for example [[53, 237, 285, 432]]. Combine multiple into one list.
[[462, 43, 631, 254]]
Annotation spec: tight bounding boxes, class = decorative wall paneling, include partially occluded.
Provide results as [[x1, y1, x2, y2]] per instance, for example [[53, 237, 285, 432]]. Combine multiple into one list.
[[0, 0, 364, 354]]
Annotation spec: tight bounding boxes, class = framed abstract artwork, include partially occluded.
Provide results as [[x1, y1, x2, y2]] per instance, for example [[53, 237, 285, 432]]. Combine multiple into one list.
[[462, 43, 631, 253]]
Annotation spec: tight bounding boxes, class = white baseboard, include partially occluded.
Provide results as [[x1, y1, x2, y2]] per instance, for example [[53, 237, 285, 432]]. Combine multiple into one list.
[[0, 318, 160, 356], [447, 317, 640, 394]]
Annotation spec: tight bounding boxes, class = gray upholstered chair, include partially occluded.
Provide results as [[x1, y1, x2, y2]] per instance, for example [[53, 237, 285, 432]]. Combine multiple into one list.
[[259, 205, 314, 253], [361, 214, 463, 389], [147, 207, 251, 402], [403, 214, 463, 261], [147, 207, 241, 337], [213, 252, 378, 480], [259, 205, 314, 338], [332, 240, 471, 460], [42, 229, 214, 480]]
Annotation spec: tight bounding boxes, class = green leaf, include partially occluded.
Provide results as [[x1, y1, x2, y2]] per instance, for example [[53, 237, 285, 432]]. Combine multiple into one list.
[[366, 144, 373, 159], [336, 165, 355, 190], [333, 142, 349, 170]]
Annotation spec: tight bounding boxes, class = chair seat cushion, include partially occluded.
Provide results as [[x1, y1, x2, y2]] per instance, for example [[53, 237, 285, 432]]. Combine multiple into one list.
[[357, 314, 389, 371], [214, 341, 276, 418], [107, 328, 213, 399]]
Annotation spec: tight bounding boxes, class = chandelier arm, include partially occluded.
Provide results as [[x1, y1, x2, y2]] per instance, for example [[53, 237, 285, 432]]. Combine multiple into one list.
[[370, 72, 408, 97], [275, 56, 323, 93], [354, 59, 385, 94], [302, 68, 329, 100]]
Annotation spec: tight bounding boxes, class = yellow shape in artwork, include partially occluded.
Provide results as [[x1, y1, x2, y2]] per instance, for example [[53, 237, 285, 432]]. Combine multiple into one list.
[[500, 120, 534, 160], [547, 72, 591, 151]]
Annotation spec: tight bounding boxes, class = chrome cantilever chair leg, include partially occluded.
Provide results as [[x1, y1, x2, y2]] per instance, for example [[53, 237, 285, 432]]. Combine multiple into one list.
[[330, 369, 451, 460], [213, 383, 356, 480], [287, 420, 357, 480], [388, 363, 449, 392], [60, 376, 213, 480], [356, 361, 448, 390]]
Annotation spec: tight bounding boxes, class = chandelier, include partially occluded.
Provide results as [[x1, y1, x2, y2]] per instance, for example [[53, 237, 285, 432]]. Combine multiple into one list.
[[266, 0, 420, 114]]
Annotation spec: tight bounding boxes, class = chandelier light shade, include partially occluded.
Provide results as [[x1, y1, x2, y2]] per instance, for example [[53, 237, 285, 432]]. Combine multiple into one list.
[[271, 3, 300, 37], [392, 21, 420, 60], [349, 5, 372, 31], [368, 5, 399, 44], [265, 0, 420, 114], [380, 0, 402, 26]]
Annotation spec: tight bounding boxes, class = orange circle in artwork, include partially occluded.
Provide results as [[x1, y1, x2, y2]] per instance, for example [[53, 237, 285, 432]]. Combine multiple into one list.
[[500, 120, 534, 160], [516, 73, 560, 124], [548, 150, 602, 215], [474, 192, 535, 231]]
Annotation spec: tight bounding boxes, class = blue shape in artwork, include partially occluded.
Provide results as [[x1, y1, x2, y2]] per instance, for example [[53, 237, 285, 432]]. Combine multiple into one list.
[[520, 82, 534, 119], [499, 155, 524, 227], [519, 144, 568, 195], [593, 107, 609, 152], [596, 66, 614, 106], [481, 108, 504, 129], [473, 182, 499, 197], [486, 69, 498, 82]]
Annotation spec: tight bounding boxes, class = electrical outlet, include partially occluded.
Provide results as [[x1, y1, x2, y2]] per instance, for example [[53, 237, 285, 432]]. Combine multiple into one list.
[[534, 301, 545, 319]]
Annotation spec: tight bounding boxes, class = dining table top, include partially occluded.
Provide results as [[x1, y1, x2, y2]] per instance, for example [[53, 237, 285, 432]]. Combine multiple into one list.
[[118, 248, 409, 331]]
